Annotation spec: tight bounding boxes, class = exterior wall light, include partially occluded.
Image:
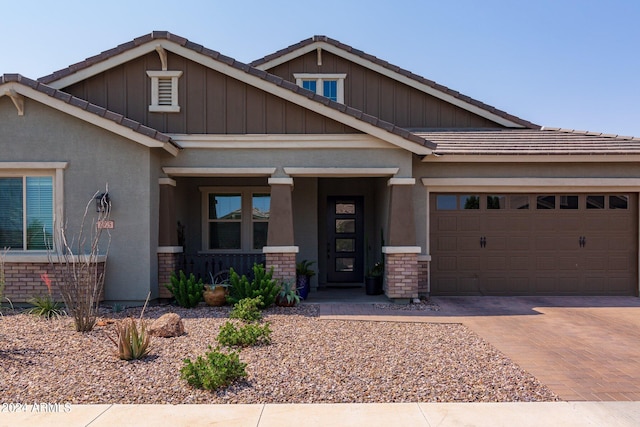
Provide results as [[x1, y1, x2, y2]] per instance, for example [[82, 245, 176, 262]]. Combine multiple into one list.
[[95, 192, 111, 213]]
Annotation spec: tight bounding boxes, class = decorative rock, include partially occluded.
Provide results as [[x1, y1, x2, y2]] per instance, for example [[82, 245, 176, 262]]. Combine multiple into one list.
[[148, 313, 184, 337]]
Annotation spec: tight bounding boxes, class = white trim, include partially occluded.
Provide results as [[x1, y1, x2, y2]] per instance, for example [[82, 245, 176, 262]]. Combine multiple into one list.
[[417, 254, 431, 262], [283, 167, 400, 177], [147, 70, 182, 113], [168, 133, 394, 149], [422, 154, 640, 163], [388, 178, 415, 186], [262, 246, 299, 254], [421, 177, 640, 192], [163, 167, 277, 177], [42, 40, 430, 155], [158, 177, 176, 186], [157, 246, 184, 254], [2, 254, 107, 263], [0, 162, 68, 170], [382, 246, 422, 254], [255, 41, 527, 129], [268, 178, 294, 186], [0, 82, 178, 156], [294, 73, 346, 104]]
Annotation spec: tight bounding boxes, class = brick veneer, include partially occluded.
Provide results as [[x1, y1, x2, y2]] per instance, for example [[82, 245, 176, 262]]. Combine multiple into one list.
[[265, 252, 296, 283], [418, 259, 429, 296], [2, 261, 105, 303], [384, 252, 419, 300], [158, 252, 183, 299]]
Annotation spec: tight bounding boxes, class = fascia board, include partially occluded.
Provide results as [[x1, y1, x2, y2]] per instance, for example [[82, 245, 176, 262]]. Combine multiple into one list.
[[421, 177, 640, 192], [256, 41, 525, 129], [3, 82, 178, 156], [422, 154, 640, 163]]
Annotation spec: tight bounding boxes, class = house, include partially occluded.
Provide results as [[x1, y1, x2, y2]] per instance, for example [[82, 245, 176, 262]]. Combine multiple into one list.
[[1, 31, 638, 304]]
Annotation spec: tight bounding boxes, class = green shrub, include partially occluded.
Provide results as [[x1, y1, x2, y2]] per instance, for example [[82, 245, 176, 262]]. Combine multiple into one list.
[[109, 317, 151, 360], [217, 320, 272, 347], [229, 296, 263, 322], [181, 346, 247, 390], [226, 264, 279, 308], [26, 295, 66, 320], [165, 270, 204, 308]]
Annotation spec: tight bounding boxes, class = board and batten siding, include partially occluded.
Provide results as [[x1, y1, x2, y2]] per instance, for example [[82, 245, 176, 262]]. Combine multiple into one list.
[[266, 50, 503, 129], [63, 51, 359, 135]]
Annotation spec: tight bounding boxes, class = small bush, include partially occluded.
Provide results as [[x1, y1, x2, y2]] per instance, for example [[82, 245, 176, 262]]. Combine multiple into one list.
[[26, 295, 66, 320], [109, 318, 151, 360], [217, 320, 272, 348], [165, 270, 204, 308], [226, 264, 279, 308], [229, 296, 263, 322], [181, 346, 247, 390]]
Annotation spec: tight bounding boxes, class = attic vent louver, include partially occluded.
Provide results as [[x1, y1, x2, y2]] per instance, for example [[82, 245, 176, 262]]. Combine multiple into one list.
[[147, 70, 183, 112]]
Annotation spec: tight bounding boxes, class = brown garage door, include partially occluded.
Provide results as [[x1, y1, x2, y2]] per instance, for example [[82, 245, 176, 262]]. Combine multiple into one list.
[[430, 193, 638, 296]]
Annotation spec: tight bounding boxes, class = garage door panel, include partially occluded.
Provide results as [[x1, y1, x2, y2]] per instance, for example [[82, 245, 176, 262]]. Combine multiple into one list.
[[430, 193, 637, 296]]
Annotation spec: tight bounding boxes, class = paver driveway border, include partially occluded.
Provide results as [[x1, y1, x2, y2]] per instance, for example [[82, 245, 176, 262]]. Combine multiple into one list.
[[319, 296, 640, 401]]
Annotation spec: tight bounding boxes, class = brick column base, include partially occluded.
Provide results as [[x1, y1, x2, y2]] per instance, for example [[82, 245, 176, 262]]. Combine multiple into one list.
[[158, 249, 183, 299], [418, 258, 429, 297], [264, 252, 296, 284], [383, 251, 419, 302]]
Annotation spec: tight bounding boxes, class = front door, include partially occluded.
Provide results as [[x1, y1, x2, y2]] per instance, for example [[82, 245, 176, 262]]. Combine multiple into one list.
[[326, 196, 364, 283]]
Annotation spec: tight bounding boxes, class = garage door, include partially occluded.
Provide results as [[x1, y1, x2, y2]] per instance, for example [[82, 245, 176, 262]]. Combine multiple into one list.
[[430, 193, 638, 296]]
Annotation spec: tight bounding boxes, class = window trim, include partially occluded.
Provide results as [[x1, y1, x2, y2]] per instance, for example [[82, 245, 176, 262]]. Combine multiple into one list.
[[0, 162, 66, 252], [294, 73, 346, 103], [146, 70, 182, 113], [200, 187, 270, 253]]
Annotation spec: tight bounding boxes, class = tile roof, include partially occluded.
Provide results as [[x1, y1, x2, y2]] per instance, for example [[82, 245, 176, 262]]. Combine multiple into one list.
[[1, 74, 177, 148], [250, 35, 539, 130], [37, 31, 435, 151], [412, 128, 640, 155]]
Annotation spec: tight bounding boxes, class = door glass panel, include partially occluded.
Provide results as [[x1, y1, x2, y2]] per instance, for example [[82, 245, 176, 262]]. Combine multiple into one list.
[[510, 195, 529, 209], [610, 195, 628, 209], [335, 219, 355, 233], [559, 195, 579, 209], [336, 257, 354, 272], [487, 195, 506, 209], [436, 195, 457, 210], [336, 202, 355, 214], [587, 195, 605, 209], [460, 195, 479, 209], [536, 195, 555, 209], [336, 238, 355, 252]]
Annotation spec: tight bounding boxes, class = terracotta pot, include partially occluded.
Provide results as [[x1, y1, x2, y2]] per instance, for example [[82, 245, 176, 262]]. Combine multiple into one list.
[[203, 286, 227, 306]]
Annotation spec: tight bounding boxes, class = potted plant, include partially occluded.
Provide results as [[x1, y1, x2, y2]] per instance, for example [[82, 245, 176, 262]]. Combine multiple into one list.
[[365, 262, 384, 295], [295, 260, 315, 300], [275, 281, 300, 307], [203, 272, 230, 306]]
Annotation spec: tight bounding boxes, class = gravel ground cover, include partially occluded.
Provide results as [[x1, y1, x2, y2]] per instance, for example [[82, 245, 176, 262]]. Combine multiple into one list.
[[0, 304, 558, 404]]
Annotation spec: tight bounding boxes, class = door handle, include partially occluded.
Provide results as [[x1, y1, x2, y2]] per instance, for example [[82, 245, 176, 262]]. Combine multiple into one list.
[[579, 236, 586, 248], [480, 237, 487, 248]]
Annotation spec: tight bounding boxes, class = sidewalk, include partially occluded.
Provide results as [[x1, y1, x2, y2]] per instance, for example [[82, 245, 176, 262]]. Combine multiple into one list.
[[3, 402, 640, 426]]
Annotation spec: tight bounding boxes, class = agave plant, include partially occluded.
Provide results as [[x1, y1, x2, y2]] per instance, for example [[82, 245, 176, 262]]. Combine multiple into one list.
[[110, 318, 151, 360]]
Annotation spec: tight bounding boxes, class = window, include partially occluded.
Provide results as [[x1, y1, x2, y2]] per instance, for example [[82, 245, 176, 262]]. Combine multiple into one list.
[[294, 73, 346, 103], [147, 70, 182, 112], [487, 195, 506, 209], [202, 188, 270, 251], [0, 176, 53, 250]]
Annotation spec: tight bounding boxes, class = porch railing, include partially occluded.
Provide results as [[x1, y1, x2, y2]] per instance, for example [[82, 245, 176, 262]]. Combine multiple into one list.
[[181, 253, 266, 283]]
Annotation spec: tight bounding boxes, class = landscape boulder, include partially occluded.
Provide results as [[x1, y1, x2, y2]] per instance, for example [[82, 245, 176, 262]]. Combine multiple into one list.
[[148, 313, 185, 337]]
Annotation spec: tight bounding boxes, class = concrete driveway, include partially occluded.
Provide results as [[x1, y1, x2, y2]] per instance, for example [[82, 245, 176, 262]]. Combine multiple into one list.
[[320, 296, 640, 401]]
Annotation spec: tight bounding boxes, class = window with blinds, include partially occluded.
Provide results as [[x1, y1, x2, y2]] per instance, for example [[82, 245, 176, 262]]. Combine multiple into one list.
[[0, 176, 53, 250]]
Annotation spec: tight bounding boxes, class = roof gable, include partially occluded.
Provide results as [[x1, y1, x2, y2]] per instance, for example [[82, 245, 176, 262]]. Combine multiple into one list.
[[0, 74, 178, 155], [39, 32, 434, 155], [251, 36, 538, 130]]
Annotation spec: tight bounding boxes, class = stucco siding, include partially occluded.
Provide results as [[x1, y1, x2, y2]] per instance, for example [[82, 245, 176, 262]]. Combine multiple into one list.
[[1, 97, 157, 301]]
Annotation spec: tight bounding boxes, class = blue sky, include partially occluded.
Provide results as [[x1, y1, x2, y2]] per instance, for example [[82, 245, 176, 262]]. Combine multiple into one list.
[[3, 0, 638, 136]]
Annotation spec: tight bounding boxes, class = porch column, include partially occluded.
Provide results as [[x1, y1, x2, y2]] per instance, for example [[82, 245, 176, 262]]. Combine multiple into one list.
[[263, 178, 298, 283], [158, 178, 182, 299], [383, 178, 421, 302]]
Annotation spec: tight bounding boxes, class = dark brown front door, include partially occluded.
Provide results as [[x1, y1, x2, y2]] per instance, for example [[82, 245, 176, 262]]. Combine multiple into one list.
[[327, 196, 364, 283]]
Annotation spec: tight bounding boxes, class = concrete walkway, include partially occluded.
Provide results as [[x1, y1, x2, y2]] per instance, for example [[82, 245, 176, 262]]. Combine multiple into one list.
[[3, 402, 640, 426], [320, 296, 640, 401]]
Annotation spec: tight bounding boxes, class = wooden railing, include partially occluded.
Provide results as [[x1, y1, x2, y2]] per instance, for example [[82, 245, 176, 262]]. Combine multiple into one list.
[[181, 253, 265, 283]]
